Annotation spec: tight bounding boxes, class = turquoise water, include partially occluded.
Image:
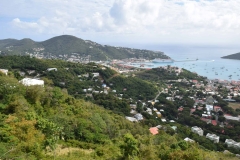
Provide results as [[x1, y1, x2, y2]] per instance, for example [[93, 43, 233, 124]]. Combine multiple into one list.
[[131, 45, 240, 81]]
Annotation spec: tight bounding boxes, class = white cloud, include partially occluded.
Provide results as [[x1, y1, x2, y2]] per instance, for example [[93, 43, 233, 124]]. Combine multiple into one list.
[[6, 0, 240, 44]]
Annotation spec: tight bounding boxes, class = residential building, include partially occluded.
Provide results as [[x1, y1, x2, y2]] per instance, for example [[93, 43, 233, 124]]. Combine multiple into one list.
[[19, 78, 44, 86], [149, 127, 158, 135], [225, 139, 240, 149], [47, 68, 57, 71], [134, 113, 143, 121], [206, 133, 219, 143], [0, 69, 8, 75], [191, 126, 204, 136], [125, 116, 138, 122], [224, 115, 240, 122], [184, 137, 195, 143]]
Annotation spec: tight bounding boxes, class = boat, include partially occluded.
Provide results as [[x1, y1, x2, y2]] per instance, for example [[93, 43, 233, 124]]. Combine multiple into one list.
[[152, 58, 174, 63]]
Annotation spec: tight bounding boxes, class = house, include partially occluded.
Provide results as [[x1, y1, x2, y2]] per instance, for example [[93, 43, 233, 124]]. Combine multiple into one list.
[[19, 78, 44, 86], [92, 73, 99, 77], [225, 139, 240, 149], [161, 118, 167, 122], [149, 127, 158, 135], [206, 133, 219, 143], [206, 104, 213, 112], [130, 104, 137, 109], [214, 106, 222, 112], [211, 120, 217, 126], [0, 69, 8, 75], [178, 107, 184, 111], [166, 97, 174, 101], [224, 115, 240, 122], [125, 116, 138, 122], [134, 113, 143, 121], [156, 112, 161, 117], [192, 80, 198, 84], [47, 68, 57, 71], [171, 126, 177, 131], [191, 126, 203, 136], [184, 137, 195, 143]]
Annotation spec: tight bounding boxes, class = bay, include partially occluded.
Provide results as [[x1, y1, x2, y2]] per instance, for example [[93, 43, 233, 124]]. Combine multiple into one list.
[[130, 45, 240, 81]]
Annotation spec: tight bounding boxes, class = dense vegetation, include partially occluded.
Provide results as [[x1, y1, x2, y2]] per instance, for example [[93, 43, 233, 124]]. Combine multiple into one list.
[[1, 72, 238, 159], [0, 56, 240, 159], [0, 35, 169, 60]]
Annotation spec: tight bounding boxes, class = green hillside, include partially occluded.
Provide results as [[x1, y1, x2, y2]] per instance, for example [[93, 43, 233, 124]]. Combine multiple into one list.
[[221, 52, 240, 60], [0, 35, 169, 60], [0, 70, 238, 159]]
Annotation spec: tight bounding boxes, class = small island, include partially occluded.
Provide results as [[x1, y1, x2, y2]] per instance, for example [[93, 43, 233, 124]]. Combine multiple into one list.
[[221, 52, 240, 60]]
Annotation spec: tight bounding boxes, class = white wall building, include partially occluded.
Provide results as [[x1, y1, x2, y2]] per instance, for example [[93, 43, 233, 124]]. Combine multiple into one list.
[[19, 78, 44, 86], [206, 133, 219, 143], [47, 68, 57, 71], [191, 126, 204, 136], [0, 69, 8, 75], [225, 139, 240, 149]]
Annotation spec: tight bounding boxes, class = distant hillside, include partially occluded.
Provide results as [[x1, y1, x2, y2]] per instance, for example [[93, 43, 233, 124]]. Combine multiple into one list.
[[221, 52, 240, 60], [0, 35, 169, 60]]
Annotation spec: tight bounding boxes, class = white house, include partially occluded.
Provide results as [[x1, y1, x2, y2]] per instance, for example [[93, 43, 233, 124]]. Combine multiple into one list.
[[92, 73, 100, 77], [206, 104, 213, 112], [225, 139, 240, 149], [0, 69, 8, 75], [184, 137, 195, 143], [191, 126, 204, 136], [134, 113, 143, 121], [125, 116, 138, 122], [224, 115, 240, 122], [47, 68, 57, 71], [19, 78, 44, 86], [206, 133, 219, 143]]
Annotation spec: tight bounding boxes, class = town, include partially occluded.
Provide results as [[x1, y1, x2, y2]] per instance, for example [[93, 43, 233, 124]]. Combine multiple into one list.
[[0, 55, 240, 156]]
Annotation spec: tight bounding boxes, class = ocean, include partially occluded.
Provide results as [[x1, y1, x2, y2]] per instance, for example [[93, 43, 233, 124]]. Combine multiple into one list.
[[130, 45, 240, 81]]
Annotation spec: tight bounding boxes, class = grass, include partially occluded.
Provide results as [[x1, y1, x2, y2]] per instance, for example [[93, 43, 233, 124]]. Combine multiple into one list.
[[228, 102, 240, 110]]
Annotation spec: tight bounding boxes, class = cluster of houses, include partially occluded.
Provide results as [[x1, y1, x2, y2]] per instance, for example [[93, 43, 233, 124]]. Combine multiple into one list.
[[191, 126, 240, 149]]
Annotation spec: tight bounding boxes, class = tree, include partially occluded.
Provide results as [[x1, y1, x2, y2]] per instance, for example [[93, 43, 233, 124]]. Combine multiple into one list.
[[121, 133, 139, 159], [218, 116, 226, 123]]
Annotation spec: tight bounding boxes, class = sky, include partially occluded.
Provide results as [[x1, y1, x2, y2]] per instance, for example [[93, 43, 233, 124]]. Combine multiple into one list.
[[1, 0, 240, 47]]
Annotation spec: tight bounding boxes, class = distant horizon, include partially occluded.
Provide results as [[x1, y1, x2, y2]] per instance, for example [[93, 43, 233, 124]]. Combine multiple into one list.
[[1, 34, 239, 54]]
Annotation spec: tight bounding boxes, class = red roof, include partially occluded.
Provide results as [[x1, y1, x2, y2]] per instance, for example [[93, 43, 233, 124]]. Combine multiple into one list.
[[214, 106, 221, 109], [211, 120, 217, 126], [190, 108, 196, 113], [178, 107, 184, 111], [149, 127, 158, 135]]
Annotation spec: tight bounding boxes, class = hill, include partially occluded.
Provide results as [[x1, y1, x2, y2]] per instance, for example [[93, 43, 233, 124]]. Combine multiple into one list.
[[221, 52, 240, 60], [0, 70, 238, 160], [0, 35, 169, 60]]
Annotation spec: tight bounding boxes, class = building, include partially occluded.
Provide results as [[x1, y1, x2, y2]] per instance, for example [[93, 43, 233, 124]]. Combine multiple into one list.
[[184, 137, 195, 143], [134, 113, 143, 121], [206, 133, 219, 143], [125, 116, 138, 122], [47, 68, 57, 71], [0, 69, 8, 75], [206, 104, 213, 112], [149, 127, 158, 135], [19, 78, 44, 86], [224, 115, 240, 122], [191, 126, 204, 136], [225, 139, 240, 149], [92, 73, 100, 77]]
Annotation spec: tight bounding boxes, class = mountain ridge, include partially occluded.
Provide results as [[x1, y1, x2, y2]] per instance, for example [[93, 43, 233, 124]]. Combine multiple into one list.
[[0, 35, 169, 60]]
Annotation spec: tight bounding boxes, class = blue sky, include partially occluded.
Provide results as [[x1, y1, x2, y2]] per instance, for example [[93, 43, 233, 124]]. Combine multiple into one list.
[[1, 0, 240, 47]]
